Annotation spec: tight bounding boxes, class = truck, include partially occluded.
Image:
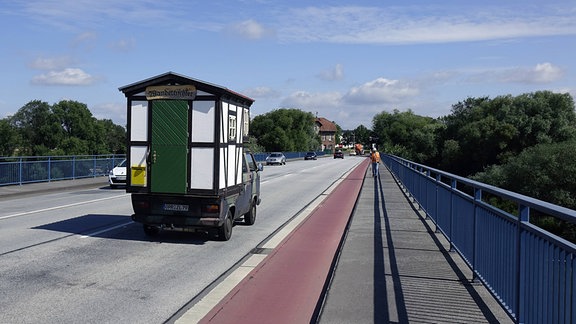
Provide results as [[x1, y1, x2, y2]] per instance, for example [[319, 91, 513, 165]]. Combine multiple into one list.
[[354, 143, 364, 156], [119, 72, 262, 241]]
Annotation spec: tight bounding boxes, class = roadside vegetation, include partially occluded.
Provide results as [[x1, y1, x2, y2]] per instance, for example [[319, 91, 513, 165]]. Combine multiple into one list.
[[0, 100, 125, 156]]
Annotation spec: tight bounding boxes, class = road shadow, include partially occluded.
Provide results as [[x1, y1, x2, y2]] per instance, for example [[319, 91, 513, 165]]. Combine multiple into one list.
[[32, 214, 210, 245]]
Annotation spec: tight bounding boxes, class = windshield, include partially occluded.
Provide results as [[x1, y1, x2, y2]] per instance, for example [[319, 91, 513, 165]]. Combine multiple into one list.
[[270, 153, 282, 157]]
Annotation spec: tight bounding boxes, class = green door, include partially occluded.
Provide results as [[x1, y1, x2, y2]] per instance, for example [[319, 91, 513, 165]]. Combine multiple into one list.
[[151, 100, 188, 194]]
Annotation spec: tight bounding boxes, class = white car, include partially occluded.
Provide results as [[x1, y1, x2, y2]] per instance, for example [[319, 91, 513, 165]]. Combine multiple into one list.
[[266, 152, 286, 165], [108, 159, 127, 188]]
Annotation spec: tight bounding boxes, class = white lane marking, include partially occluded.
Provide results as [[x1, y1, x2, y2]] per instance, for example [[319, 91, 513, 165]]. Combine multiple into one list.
[[79, 221, 134, 238], [0, 194, 129, 220]]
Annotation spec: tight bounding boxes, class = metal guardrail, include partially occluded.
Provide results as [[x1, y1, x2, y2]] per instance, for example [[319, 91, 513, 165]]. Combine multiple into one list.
[[382, 154, 575, 324], [0, 155, 126, 186], [0, 152, 326, 186]]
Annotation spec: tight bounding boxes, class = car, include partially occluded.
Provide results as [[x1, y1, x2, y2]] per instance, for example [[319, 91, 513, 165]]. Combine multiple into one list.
[[266, 152, 286, 165], [304, 152, 317, 160], [334, 150, 344, 159], [108, 159, 127, 188]]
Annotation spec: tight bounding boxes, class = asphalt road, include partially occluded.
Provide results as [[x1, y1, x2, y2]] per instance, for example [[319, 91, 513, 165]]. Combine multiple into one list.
[[0, 156, 363, 324]]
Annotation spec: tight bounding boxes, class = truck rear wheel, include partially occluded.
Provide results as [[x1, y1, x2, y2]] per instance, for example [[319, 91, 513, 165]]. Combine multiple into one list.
[[217, 210, 233, 241], [244, 201, 256, 226]]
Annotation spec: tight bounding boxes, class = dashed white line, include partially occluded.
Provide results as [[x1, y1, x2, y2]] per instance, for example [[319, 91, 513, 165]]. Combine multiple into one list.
[[0, 194, 129, 220], [79, 221, 134, 238]]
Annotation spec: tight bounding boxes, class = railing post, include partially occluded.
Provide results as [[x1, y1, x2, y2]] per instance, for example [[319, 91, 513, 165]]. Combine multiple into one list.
[[472, 188, 482, 282], [19, 157, 23, 185], [73, 156, 76, 179], [435, 173, 440, 233], [48, 156, 51, 182], [449, 179, 456, 252], [516, 204, 529, 324]]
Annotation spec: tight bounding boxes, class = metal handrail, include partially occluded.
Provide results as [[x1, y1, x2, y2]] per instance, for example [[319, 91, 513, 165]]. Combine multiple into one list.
[[382, 154, 575, 324], [0, 154, 126, 186]]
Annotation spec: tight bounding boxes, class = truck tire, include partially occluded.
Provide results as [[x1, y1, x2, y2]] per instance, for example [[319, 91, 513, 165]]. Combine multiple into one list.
[[244, 200, 256, 225], [143, 224, 160, 236], [217, 210, 233, 241]]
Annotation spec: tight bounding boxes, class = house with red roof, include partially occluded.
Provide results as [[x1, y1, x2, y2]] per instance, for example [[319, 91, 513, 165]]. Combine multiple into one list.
[[315, 117, 338, 152]]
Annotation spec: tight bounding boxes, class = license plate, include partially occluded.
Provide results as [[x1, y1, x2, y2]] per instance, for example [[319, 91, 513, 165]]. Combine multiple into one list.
[[163, 204, 189, 212]]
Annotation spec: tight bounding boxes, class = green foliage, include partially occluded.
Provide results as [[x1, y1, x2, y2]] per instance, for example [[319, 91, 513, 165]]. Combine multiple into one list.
[[3, 100, 126, 156], [0, 119, 20, 156], [473, 140, 576, 210], [250, 108, 320, 152], [244, 135, 266, 153], [440, 91, 576, 176], [9, 100, 63, 155], [353, 125, 371, 146], [372, 109, 442, 163]]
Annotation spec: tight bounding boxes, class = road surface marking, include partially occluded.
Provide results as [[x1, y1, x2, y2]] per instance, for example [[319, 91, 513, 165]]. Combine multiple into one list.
[[0, 194, 128, 220]]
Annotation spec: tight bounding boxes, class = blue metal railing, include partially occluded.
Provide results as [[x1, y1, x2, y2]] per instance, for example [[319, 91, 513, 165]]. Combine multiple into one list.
[[382, 154, 576, 324], [0, 155, 126, 186], [0, 152, 324, 186]]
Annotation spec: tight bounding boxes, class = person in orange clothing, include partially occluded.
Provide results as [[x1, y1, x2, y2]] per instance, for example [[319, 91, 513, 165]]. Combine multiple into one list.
[[370, 148, 380, 177]]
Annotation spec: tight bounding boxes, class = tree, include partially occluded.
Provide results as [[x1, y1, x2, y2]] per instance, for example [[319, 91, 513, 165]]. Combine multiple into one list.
[[250, 108, 320, 152], [0, 118, 19, 156], [352, 124, 371, 147], [96, 119, 126, 154], [6, 99, 126, 156], [52, 100, 98, 154], [9, 100, 63, 155], [372, 109, 441, 163], [439, 91, 576, 176]]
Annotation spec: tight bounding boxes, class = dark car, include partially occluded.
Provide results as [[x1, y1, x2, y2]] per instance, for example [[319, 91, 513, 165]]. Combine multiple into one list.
[[334, 150, 344, 159], [304, 152, 317, 160]]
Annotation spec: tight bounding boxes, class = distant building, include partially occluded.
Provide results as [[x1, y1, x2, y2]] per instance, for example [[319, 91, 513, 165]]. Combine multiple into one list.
[[315, 117, 337, 152]]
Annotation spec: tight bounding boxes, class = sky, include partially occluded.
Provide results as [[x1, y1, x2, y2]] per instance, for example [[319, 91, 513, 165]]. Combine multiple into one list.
[[0, 0, 575, 130]]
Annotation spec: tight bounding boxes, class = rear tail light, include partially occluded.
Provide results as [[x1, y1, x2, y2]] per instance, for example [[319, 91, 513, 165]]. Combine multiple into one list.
[[136, 201, 150, 209], [202, 204, 219, 214]]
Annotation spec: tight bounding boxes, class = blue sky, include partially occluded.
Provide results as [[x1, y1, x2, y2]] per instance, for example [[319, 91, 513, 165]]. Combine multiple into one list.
[[1, 0, 575, 130]]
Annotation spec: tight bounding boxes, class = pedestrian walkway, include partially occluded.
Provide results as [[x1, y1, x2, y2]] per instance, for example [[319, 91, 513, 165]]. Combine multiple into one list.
[[318, 163, 513, 323]]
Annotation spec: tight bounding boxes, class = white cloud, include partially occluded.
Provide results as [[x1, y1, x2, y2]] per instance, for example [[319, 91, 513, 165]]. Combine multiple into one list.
[[244, 86, 280, 98], [228, 19, 274, 40], [317, 64, 344, 81], [469, 62, 564, 84], [29, 56, 76, 70], [31, 68, 97, 86], [110, 37, 136, 52], [279, 5, 576, 44], [281, 90, 342, 109], [71, 31, 97, 47], [92, 102, 126, 126], [344, 78, 419, 104], [278, 82, 422, 129], [16, 2, 576, 44]]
